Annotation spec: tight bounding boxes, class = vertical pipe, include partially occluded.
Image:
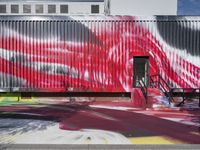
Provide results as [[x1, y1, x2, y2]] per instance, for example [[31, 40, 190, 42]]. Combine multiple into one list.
[[79, 20, 82, 90]]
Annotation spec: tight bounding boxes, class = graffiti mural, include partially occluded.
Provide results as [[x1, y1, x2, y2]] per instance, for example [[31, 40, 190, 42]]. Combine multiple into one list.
[[0, 16, 199, 92]]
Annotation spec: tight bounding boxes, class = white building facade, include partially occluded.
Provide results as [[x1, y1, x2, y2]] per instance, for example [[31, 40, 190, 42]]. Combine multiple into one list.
[[0, 0, 105, 15], [0, 0, 177, 15], [109, 0, 177, 15]]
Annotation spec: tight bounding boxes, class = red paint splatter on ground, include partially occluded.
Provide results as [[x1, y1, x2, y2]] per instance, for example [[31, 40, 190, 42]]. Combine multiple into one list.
[[0, 96, 199, 143]]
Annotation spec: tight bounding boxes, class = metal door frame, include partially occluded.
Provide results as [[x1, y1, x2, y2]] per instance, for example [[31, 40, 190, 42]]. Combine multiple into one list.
[[133, 56, 149, 87]]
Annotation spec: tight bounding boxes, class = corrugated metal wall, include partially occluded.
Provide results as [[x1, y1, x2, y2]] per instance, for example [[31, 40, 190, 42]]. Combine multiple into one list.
[[0, 16, 199, 92]]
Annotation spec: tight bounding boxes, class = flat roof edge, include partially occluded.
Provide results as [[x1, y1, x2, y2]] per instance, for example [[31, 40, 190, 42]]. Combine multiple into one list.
[[0, 15, 200, 21]]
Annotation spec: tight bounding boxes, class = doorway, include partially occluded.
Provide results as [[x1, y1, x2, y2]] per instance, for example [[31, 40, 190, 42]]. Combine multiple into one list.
[[133, 57, 149, 87]]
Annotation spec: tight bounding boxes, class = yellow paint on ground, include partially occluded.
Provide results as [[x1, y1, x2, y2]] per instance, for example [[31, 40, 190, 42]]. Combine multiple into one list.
[[0, 96, 19, 102], [0, 94, 38, 105], [129, 136, 185, 144], [19, 97, 37, 103]]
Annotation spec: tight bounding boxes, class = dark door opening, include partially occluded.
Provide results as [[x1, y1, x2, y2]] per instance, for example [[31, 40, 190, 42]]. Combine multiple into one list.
[[133, 57, 149, 87]]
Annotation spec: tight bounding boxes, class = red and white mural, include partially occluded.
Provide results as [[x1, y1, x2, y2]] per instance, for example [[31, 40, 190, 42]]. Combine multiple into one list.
[[0, 16, 199, 92]]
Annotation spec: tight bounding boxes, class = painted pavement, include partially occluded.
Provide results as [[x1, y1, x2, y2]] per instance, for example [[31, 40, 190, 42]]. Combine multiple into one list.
[[0, 96, 199, 144]]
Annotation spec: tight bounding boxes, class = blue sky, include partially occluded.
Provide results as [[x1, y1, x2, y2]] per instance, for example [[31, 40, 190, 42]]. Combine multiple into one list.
[[178, 0, 200, 15]]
